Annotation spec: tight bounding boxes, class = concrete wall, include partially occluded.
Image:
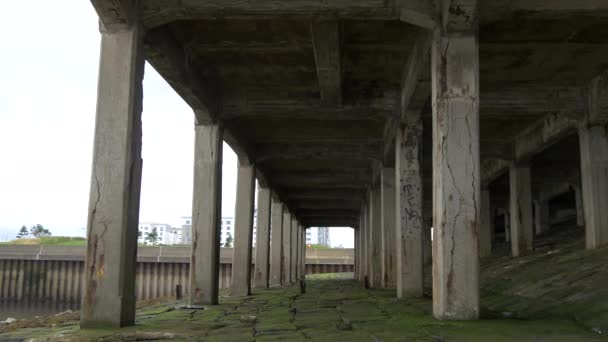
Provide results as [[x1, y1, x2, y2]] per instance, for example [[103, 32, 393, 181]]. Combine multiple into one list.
[[0, 246, 354, 304]]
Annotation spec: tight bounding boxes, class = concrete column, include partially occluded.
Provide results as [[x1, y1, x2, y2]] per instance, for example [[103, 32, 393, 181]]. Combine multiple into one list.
[[479, 188, 493, 257], [381, 168, 397, 289], [282, 211, 292, 284], [534, 200, 549, 235], [358, 204, 368, 282], [254, 187, 271, 288], [504, 210, 511, 242], [354, 228, 360, 279], [189, 123, 223, 305], [300, 227, 306, 280], [231, 164, 255, 296], [269, 200, 284, 287], [366, 197, 373, 282], [431, 29, 480, 320], [574, 185, 585, 227], [395, 122, 424, 297], [81, 21, 144, 328], [579, 124, 608, 249], [290, 217, 298, 283], [509, 163, 534, 257], [370, 187, 383, 288]]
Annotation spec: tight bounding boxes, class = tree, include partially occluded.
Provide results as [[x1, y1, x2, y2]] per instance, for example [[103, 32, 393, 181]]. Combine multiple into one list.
[[224, 233, 233, 248], [146, 228, 159, 245], [29, 224, 51, 238], [16, 226, 29, 239]]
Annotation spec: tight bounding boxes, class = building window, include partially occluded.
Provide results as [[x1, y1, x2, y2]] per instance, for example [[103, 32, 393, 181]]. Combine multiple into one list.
[[186, 220, 190, 224]]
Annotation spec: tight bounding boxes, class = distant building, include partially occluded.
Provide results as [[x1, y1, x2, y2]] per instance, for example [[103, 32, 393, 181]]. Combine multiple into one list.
[[181, 210, 258, 246], [305, 227, 330, 247], [138, 222, 179, 245]]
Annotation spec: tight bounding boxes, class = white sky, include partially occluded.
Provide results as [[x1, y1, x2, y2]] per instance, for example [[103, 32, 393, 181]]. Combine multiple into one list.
[[0, 0, 353, 248]]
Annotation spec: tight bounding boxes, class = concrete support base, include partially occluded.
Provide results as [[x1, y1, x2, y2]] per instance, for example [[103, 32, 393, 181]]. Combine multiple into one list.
[[231, 164, 255, 296], [190, 123, 223, 305], [381, 168, 397, 289], [81, 22, 144, 329], [269, 200, 284, 287], [579, 124, 608, 249], [254, 187, 271, 288], [509, 163, 534, 257], [431, 30, 480, 320], [396, 123, 424, 297]]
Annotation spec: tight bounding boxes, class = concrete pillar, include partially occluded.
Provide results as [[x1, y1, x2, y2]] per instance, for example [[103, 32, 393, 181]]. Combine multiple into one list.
[[370, 187, 383, 288], [504, 210, 511, 242], [534, 200, 549, 235], [231, 164, 255, 296], [269, 200, 284, 287], [358, 204, 368, 282], [431, 29, 480, 320], [479, 188, 493, 257], [290, 217, 298, 283], [574, 185, 585, 227], [189, 123, 223, 305], [282, 211, 292, 284], [81, 20, 144, 328], [254, 187, 271, 288], [395, 122, 424, 297], [509, 163, 534, 257], [579, 124, 608, 249], [381, 168, 397, 289], [300, 227, 306, 280]]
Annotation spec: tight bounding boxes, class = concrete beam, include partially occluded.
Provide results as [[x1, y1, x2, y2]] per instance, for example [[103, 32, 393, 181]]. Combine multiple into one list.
[[231, 164, 256, 296], [311, 21, 342, 106], [254, 186, 272, 288], [81, 22, 144, 328], [481, 158, 510, 187], [255, 143, 383, 163], [431, 27, 480, 320], [286, 189, 365, 201], [397, 0, 436, 29], [290, 199, 361, 210], [439, 0, 479, 33], [514, 113, 578, 162], [190, 124, 223, 305]]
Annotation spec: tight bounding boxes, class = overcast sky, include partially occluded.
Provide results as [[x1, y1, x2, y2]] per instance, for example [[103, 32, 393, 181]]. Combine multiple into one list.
[[0, 0, 353, 247]]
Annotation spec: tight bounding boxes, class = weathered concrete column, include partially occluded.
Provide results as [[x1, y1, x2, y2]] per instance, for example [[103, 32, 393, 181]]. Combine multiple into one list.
[[358, 204, 368, 282], [354, 228, 359, 278], [370, 187, 383, 288], [269, 200, 284, 287], [431, 28, 480, 320], [574, 185, 585, 228], [381, 168, 397, 289], [479, 188, 493, 257], [254, 187, 272, 288], [579, 124, 608, 249], [231, 164, 255, 296], [504, 210, 511, 242], [395, 122, 424, 297], [81, 19, 144, 328], [282, 211, 292, 284], [189, 123, 223, 305], [509, 163, 534, 257], [290, 217, 298, 283], [533, 200, 549, 235], [300, 227, 306, 280]]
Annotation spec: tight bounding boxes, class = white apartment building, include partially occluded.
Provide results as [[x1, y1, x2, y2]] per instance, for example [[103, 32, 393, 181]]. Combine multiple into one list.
[[181, 210, 258, 246], [305, 227, 330, 247], [138, 222, 179, 245]]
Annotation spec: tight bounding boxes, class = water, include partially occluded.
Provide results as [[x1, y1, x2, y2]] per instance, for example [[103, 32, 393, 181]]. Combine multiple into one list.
[[0, 301, 79, 321]]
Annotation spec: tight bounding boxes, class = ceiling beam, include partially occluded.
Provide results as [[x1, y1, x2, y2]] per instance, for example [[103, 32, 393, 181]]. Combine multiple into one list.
[[311, 21, 342, 106], [255, 143, 383, 163], [514, 112, 578, 162], [286, 188, 365, 200], [397, 0, 436, 29], [291, 199, 361, 210]]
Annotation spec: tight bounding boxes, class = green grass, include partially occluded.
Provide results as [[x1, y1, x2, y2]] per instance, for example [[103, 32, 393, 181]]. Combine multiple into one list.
[[0, 236, 86, 246]]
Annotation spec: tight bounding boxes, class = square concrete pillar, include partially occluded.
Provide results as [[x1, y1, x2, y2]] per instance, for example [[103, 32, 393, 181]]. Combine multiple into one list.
[[509, 163, 534, 257], [479, 188, 493, 257], [579, 124, 608, 249], [504, 210, 511, 242], [381, 168, 397, 289], [534, 200, 549, 235], [254, 186, 272, 288], [431, 29, 480, 320], [282, 211, 292, 284], [189, 123, 223, 305], [300, 227, 306, 280], [231, 164, 255, 296], [81, 21, 144, 329], [370, 187, 383, 288], [354, 228, 360, 278], [358, 203, 368, 282], [290, 218, 298, 283], [574, 185, 585, 228], [269, 200, 284, 287], [395, 122, 424, 297]]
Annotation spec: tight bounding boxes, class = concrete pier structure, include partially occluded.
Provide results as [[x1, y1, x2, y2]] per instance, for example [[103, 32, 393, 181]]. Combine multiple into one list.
[[81, 15, 144, 328], [231, 164, 255, 296], [84, 0, 608, 326], [381, 168, 396, 289], [190, 124, 223, 305], [254, 187, 271, 288], [269, 200, 284, 287]]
